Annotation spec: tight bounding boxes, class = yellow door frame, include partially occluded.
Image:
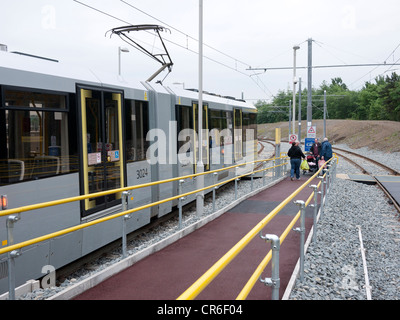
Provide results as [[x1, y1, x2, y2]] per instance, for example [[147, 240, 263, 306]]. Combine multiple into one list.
[[80, 88, 125, 212]]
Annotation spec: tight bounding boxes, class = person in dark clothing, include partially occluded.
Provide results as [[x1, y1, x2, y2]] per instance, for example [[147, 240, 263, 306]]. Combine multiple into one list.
[[311, 138, 322, 169], [288, 141, 305, 180], [311, 138, 321, 158], [320, 137, 333, 161]]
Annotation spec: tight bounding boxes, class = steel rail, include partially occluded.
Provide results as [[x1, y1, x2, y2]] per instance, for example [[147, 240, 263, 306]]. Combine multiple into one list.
[[334, 150, 400, 214], [332, 147, 400, 176]]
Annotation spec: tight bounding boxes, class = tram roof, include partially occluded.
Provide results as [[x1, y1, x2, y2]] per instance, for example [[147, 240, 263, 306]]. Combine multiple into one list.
[[0, 50, 146, 95], [168, 85, 256, 112], [0, 50, 257, 111]]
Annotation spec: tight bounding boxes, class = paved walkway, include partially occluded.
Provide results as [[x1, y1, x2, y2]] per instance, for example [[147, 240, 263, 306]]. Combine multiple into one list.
[[74, 176, 320, 300]]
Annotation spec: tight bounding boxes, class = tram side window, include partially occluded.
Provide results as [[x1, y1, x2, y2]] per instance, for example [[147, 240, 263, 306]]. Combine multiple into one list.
[[177, 105, 192, 153], [209, 110, 233, 163], [243, 112, 257, 157], [125, 100, 149, 162], [209, 110, 233, 147], [0, 89, 73, 185]]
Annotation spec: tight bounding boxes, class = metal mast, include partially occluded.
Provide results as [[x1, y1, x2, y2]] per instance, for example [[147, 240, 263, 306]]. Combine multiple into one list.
[[307, 38, 313, 128]]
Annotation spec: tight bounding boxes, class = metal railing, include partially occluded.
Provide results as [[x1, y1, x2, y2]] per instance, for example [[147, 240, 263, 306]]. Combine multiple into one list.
[[177, 156, 337, 300], [0, 154, 289, 299]]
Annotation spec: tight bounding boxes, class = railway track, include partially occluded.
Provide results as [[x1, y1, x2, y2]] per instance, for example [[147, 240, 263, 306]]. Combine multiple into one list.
[[332, 147, 400, 214], [332, 147, 400, 176], [261, 138, 400, 175], [260, 139, 400, 214]]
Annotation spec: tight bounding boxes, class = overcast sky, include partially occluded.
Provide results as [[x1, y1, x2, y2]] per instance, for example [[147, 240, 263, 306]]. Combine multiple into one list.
[[1, 0, 400, 103]]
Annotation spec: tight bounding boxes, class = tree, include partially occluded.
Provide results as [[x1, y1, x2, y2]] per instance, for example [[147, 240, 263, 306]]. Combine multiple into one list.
[[380, 73, 400, 121], [255, 73, 400, 124]]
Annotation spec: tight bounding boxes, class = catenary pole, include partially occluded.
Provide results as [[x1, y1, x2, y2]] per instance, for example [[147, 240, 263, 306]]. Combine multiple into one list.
[[307, 38, 313, 128], [298, 77, 302, 142], [292, 45, 300, 137], [196, 0, 204, 217], [323, 90, 327, 138]]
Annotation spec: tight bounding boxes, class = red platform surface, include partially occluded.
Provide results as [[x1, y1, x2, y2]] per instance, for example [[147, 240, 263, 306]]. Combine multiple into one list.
[[74, 176, 319, 300]]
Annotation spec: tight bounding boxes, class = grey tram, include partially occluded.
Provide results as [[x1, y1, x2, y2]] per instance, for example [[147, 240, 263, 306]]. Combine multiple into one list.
[[0, 50, 257, 293]]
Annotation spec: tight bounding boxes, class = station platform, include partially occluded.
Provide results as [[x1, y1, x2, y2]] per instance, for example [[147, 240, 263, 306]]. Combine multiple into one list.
[[72, 175, 321, 300], [345, 174, 400, 206], [375, 175, 400, 206]]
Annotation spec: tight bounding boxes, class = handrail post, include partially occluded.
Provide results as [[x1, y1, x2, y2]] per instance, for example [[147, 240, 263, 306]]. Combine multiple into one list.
[[323, 172, 328, 207], [122, 191, 132, 258], [326, 164, 332, 195], [259, 233, 280, 300], [262, 160, 266, 186], [212, 173, 218, 212], [272, 158, 276, 180], [275, 143, 281, 178], [178, 179, 186, 230], [234, 167, 240, 200], [7, 213, 21, 300], [318, 173, 325, 217], [235, 177, 239, 200], [293, 200, 306, 282], [178, 179, 185, 229], [309, 185, 319, 243]]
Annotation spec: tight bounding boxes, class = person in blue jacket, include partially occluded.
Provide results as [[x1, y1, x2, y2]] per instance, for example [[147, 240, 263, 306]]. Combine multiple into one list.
[[320, 137, 333, 161]]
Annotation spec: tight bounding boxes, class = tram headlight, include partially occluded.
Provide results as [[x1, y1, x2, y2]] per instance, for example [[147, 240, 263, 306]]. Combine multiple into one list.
[[1, 195, 8, 210]]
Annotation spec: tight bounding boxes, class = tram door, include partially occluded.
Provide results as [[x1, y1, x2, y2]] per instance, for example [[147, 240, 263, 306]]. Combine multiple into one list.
[[79, 89, 125, 216]]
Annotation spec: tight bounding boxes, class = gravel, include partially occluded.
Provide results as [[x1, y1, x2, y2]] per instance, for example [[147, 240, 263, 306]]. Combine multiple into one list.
[[288, 144, 400, 300], [17, 142, 400, 300]]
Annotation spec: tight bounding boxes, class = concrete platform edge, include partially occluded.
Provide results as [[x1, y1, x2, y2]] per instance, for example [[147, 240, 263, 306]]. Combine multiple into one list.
[[48, 174, 288, 300]]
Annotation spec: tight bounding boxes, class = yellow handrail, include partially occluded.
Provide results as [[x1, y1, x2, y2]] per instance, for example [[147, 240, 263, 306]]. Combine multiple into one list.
[[0, 156, 287, 218], [236, 178, 322, 300], [177, 156, 336, 300], [0, 156, 288, 256]]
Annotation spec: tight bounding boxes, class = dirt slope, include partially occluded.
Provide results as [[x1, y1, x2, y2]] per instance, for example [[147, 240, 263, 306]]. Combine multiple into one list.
[[258, 119, 400, 153]]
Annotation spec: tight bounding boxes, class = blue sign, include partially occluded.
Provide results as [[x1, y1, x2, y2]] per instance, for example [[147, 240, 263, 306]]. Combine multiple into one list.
[[305, 138, 314, 152]]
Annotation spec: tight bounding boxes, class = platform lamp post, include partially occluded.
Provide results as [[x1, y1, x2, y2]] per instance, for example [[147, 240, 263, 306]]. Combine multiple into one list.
[[292, 45, 300, 138], [196, 0, 204, 217], [173, 82, 185, 89], [118, 47, 129, 76]]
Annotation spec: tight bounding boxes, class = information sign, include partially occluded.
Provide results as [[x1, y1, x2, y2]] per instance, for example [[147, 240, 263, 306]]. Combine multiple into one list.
[[305, 138, 314, 152], [307, 126, 316, 138]]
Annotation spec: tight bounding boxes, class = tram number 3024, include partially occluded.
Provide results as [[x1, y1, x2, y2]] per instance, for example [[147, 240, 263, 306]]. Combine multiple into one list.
[[136, 168, 149, 179]]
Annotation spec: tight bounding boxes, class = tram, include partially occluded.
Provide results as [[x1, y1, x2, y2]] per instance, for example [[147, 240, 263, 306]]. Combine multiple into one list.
[[0, 49, 257, 293]]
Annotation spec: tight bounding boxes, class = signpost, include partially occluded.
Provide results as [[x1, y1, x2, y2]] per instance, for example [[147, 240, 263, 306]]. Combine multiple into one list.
[[305, 125, 316, 152], [289, 134, 298, 144], [307, 126, 316, 138]]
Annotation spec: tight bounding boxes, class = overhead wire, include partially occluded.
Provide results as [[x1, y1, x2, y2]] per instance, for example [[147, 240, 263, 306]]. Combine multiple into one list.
[[315, 41, 400, 88], [120, 0, 274, 99], [349, 42, 400, 89], [312, 40, 373, 90], [313, 40, 349, 65], [302, 40, 400, 91], [120, 0, 251, 69], [73, 0, 273, 100]]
